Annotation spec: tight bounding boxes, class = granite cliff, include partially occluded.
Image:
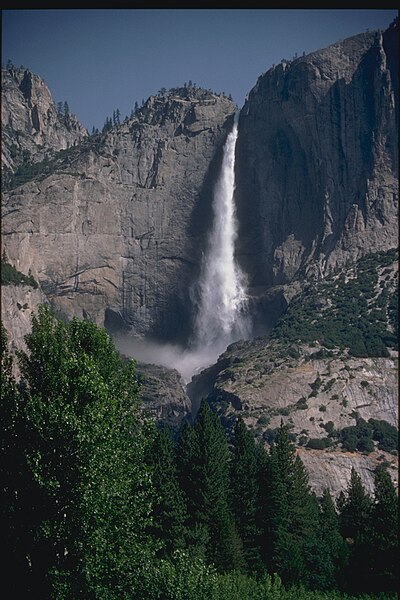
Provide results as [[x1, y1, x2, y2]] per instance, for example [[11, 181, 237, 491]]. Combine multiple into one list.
[[2, 66, 88, 176], [236, 22, 398, 324], [2, 81, 236, 344], [1, 22, 398, 496]]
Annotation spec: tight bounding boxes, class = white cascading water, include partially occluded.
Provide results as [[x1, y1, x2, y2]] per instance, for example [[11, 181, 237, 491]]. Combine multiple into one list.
[[114, 111, 250, 383], [191, 110, 250, 361]]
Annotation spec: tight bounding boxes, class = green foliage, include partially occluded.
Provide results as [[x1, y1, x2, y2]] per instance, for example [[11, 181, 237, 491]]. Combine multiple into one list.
[[176, 404, 244, 571], [271, 249, 398, 357], [7, 305, 155, 598], [2, 308, 398, 597], [1, 259, 38, 288], [306, 438, 333, 450], [230, 416, 263, 572], [146, 426, 188, 556], [368, 419, 398, 452], [367, 467, 399, 592], [339, 468, 373, 593]]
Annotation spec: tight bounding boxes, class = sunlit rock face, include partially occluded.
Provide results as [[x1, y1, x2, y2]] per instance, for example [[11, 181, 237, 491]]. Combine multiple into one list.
[[2, 85, 236, 342], [236, 22, 398, 292], [1, 66, 88, 173]]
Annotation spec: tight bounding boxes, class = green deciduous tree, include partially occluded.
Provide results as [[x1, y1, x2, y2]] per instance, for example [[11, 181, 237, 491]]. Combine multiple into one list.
[[11, 305, 156, 598]]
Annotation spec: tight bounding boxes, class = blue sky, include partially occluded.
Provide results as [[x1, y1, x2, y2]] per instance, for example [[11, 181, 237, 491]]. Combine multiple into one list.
[[2, 8, 397, 131]]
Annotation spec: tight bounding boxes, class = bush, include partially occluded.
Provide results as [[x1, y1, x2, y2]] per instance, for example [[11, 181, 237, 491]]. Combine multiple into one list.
[[306, 438, 332, 450], [369, 419, 398, 452], [1, 260, 38, 289]]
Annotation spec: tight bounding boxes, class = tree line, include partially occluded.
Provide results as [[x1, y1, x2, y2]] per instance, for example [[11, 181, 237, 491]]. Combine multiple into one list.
[[1, 306, 398, 599]]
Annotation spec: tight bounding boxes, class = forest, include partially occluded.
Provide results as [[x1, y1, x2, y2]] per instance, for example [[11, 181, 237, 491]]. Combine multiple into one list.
[[1, 306, 398, 599]]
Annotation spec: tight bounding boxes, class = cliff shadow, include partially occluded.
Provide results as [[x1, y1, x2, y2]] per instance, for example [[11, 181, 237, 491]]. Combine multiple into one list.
[[148, 113, 235, 347]]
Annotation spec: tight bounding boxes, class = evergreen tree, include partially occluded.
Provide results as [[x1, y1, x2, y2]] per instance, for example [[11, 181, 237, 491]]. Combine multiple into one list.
[[230, 416, 263, 572], [318, 489, 349, 589], [56, 101, 63, 116], [134, 101, 139, 111], [262, 423, 321, 586], [102, 117, 112, 133], [177, 402, 244, 571], [147, 426, 188, 556], [367, 466, 399, 592], [339, 467, 372, 593], [63, 101, 70, 117], [339, 468, 372, 541]]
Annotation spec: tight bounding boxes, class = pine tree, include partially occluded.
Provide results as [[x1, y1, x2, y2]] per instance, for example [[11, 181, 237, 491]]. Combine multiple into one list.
[[318, 489, 349, 589], [63, 101, 69, 117], [230, 417, 263, 572], [339, 467, 372, 593], [367, 466, 399, 592], [176, 402, 244, 571], [262, 423, 321, 586], [147, 426, 188, 556], [339, 468, 372, 541]]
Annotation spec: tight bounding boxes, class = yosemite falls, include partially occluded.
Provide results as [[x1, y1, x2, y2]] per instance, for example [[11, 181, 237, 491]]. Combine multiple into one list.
[[191, 111, 250, 356], [115, 111, 250, 383]]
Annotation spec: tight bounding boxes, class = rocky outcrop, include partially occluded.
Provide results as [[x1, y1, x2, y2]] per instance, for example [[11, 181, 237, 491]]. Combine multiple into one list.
[[1, 66, 88, 174], [136, 361, 191, 430], [2, 87, 236, 341], [188, 336, 398, 497], [1, 284, 48, 368], [236, 21, 398, 297]]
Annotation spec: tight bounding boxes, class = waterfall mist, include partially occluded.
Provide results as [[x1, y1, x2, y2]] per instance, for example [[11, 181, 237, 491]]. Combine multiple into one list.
[[114, 111, 250, 383]]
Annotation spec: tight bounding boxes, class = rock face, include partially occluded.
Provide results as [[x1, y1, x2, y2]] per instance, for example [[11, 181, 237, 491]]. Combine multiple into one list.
[[2, 86, 236, 342], [1, 66, 88, 174], [188, 337, 398, 497], [1, 284, 48, 358], [236, 21, 398, 296], [136, 362, 191, 430]]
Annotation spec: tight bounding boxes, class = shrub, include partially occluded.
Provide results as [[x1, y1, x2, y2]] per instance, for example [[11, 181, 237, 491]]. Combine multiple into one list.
[[1, 260, 38, 289], [306, 438, 332, 450]]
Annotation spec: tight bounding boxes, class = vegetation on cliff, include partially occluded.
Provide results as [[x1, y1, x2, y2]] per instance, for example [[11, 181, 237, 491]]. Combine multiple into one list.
[[272, 249, 398, 358]]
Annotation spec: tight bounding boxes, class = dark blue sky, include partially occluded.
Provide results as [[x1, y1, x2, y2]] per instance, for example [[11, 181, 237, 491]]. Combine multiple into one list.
[[2, 9, 397, 131]]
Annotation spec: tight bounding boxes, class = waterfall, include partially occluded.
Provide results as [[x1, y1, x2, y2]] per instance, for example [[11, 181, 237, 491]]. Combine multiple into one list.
[[114, 111, 250, 384], [191, 110, 250, 360]]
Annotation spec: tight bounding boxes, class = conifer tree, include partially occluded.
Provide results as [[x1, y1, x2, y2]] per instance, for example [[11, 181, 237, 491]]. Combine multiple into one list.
[[177, 402, 244, 571], [339, 468, 372, 541], [339, 467, 372, 592], [367, 466, 399, 592], [230, 416, 263, 572], [262, 423, 321, 586], [147, 425, 188, 556], [318, 489, 349, 589]]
